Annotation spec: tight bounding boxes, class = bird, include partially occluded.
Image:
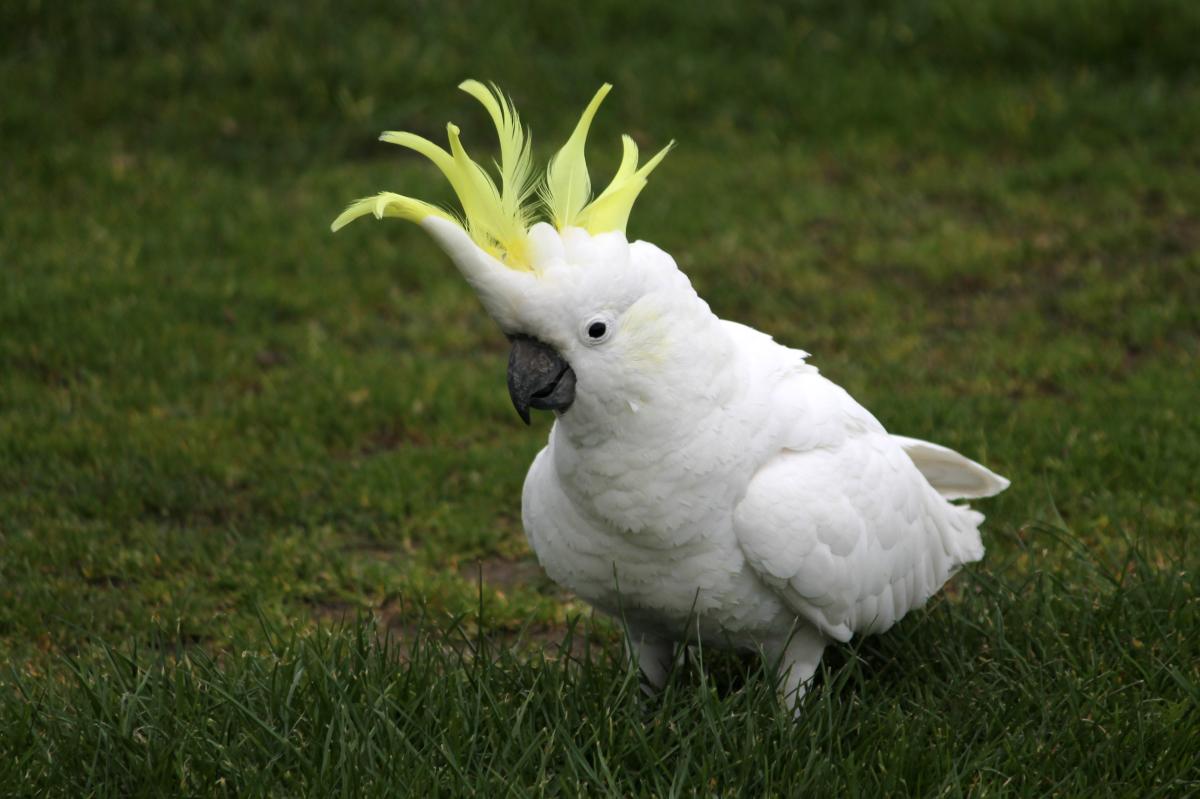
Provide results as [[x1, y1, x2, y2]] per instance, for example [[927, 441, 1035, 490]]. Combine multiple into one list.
[[332, 81, 1010, 708]]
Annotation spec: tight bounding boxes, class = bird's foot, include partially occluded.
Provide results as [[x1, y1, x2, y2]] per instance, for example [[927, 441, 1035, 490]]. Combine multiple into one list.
[[624, 633, 674, 695], [767, 626, 827, 717]]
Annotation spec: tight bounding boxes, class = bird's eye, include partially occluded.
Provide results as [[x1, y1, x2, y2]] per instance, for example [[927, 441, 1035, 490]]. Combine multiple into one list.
[[580, 315, 614, 345]]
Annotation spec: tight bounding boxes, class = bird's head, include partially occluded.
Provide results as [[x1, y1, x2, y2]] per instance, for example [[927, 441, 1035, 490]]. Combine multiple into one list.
[[334, 81, 715, 426]]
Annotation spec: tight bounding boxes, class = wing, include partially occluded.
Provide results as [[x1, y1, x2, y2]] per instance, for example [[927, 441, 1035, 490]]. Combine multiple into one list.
[[733, 376, 986, 642]]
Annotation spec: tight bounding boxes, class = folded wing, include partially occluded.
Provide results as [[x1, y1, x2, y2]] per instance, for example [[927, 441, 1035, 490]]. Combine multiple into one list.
[[733, 376, 992, 642]]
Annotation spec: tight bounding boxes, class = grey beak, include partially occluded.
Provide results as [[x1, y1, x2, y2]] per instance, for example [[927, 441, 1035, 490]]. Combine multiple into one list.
[[507, 336, 576, 425]]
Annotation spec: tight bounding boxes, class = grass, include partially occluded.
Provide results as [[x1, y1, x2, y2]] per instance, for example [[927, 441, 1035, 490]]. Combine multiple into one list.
[[2, 0, 1198, 794], [6, 556, 1198, 796]]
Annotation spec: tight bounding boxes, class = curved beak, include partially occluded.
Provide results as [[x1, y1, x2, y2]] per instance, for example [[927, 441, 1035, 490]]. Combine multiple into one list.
[[507, 336, 576, 425]]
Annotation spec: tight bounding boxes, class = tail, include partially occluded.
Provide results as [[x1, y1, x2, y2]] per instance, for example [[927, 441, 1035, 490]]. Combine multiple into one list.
[[893, 435, 1010, 501]]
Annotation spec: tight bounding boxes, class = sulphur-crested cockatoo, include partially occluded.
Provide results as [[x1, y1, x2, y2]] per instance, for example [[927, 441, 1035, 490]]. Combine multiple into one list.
[[333, 81, 1009, 706]]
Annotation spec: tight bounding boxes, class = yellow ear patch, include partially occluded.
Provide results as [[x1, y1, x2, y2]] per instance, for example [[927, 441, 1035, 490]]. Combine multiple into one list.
[[332, 81, 673, 271], [619, 300, 670, 368]]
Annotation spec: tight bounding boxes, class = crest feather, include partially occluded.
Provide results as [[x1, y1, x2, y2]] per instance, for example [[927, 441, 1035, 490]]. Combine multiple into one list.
[[577, 137, 675, 235], [332, 81, 672, 270], [458, 80, 536, 226], [331, 193, 453, 232], [541, 84, 611, 230]]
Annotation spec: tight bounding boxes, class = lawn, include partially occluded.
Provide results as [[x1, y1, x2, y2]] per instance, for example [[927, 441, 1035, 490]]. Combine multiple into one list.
[[2, 1, 1198, 795]]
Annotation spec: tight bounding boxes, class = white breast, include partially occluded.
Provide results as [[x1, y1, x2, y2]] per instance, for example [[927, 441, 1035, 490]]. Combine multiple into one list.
[[521, 418, 794, 645]]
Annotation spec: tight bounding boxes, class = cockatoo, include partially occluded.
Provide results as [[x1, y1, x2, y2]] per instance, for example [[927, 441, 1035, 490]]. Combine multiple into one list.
[[333, 81, 1010, 706]]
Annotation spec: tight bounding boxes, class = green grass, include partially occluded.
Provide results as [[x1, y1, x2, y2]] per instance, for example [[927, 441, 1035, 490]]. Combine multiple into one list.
[[6, 556, 1198, 796], [2, 1, 1198, 794]]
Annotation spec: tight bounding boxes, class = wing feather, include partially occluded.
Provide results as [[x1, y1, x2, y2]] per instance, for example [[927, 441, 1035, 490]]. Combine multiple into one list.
[[734, 375, 988, 642]]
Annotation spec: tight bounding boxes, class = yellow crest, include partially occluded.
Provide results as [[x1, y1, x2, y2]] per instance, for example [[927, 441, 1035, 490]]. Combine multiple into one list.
[[331, 81, 674, 271]]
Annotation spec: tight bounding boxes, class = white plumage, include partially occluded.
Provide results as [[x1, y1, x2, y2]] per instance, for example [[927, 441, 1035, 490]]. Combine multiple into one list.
[[333, 82, 1009, 707], [436, 219, 1009, 704]]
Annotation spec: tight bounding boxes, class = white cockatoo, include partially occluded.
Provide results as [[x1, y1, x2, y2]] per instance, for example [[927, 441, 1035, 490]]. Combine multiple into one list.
[[333, 82, 1010, 706]]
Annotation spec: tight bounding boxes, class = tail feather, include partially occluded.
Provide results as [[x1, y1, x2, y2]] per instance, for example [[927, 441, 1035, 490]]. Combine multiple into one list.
[[893, 435, 1010, 501]]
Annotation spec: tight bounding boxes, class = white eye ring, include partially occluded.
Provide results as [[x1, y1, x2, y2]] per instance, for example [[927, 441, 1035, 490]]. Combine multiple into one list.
[[580, 314, 615, 345]]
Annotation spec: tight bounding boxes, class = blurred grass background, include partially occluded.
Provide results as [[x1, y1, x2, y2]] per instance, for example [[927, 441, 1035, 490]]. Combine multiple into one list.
[[1, 1, 1198, 793]]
